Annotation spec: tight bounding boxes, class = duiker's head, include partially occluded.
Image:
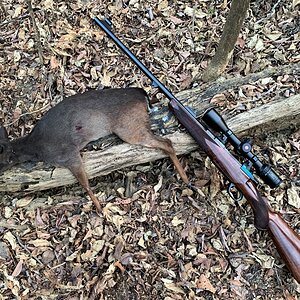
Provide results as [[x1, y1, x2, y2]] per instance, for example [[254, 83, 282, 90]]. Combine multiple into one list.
[[0, 127, 15, 173]]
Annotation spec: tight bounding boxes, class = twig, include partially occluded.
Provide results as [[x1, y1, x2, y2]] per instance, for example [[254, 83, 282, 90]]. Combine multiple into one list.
[[16, 235, 45, 266], [0, 13, 30, 27], [0, 221, 29, 231], [0, 1, 7, 17], [26, 0, 44, 64], [4, 103, 50, 127], [256, 0, 282, 24]]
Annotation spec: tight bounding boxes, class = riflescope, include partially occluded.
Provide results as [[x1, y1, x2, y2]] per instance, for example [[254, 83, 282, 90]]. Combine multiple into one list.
[[202, 108, 282, 188]]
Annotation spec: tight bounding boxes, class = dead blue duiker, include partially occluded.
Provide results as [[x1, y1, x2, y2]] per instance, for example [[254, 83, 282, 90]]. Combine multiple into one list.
[[0, 88, 188, 211]]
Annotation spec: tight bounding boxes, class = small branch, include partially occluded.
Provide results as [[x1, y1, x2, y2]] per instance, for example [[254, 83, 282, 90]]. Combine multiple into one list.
[[256, 0, 282, 24], [0, 13, 30, 27], [26, 0, 44, 64], [4, 104, 50, 127]]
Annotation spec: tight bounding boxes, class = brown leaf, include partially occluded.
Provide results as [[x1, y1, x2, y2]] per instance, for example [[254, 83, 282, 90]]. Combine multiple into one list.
[[56, 32, 77, 49], [161, 278, 185, 294], [210, 93, 226, 105], [114, 260, 125, 273], [196, 274, 216, 293], [12, 260, 23, 277], [169, 16, 184, 25], [50, 56, 60, 69], [35, 208, 46, 227], [289, 139, 300, 151], [42, 249, 55, 264], [113, 236, 125, 260], [287, 185, 300, 208], [158, 0, 168, 11], [285, 289, 297, 300], [28, 239, 51, 247], [236, 37, 246, 48]]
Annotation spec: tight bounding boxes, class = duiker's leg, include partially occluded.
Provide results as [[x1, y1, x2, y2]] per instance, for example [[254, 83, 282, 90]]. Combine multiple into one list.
[[115, 128, 189, 184], [67, 158, 102, 211]]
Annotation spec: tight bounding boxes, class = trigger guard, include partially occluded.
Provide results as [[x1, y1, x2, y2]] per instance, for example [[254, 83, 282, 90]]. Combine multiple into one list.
[[227, 182, 243, 201]]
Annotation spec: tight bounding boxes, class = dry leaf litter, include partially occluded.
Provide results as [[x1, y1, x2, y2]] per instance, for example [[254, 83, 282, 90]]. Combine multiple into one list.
[[0, 0, 300, 299]]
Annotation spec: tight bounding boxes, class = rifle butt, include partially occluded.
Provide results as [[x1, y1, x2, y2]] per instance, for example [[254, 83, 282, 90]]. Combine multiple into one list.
[[268, 211, 300, 283]]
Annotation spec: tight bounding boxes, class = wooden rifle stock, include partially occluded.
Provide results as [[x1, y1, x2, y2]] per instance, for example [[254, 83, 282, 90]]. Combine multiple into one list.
[[268, 211, 300, 282], [93, 17, 300, 282], [169, 99, 300, 282]]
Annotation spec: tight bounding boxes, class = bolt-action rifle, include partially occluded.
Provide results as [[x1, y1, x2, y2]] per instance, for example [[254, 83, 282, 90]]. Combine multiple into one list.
[[94, 17, 300, 282]]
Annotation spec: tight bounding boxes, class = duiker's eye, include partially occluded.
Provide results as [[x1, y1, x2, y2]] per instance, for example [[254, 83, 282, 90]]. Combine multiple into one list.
[[0, 145, 4, 154]]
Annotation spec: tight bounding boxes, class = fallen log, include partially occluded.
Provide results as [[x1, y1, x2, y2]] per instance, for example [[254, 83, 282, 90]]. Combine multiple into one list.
[[1, 93, 299, 193]]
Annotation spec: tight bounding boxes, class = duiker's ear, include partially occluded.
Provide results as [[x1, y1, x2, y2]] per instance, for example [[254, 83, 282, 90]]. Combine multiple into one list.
[[0, 127, 8, 140]]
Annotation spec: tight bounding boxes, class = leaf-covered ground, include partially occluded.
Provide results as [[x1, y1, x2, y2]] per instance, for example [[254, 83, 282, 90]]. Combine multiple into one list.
[[0, 0, 300, 299]]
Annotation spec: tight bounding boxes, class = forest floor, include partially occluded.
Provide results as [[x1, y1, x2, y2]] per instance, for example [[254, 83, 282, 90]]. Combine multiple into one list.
[[0, 0, 300, 299]]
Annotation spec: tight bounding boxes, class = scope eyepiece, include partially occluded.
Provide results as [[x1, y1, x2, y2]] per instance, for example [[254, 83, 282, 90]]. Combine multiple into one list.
[[256, 164, 282, 188]]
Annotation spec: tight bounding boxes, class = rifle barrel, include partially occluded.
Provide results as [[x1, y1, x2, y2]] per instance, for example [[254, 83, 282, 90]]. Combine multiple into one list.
[[94, 17, 177, 101]]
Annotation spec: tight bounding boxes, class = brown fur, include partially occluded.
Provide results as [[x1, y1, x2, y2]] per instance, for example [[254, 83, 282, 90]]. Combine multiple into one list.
[[0, 88, 188, 211]]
